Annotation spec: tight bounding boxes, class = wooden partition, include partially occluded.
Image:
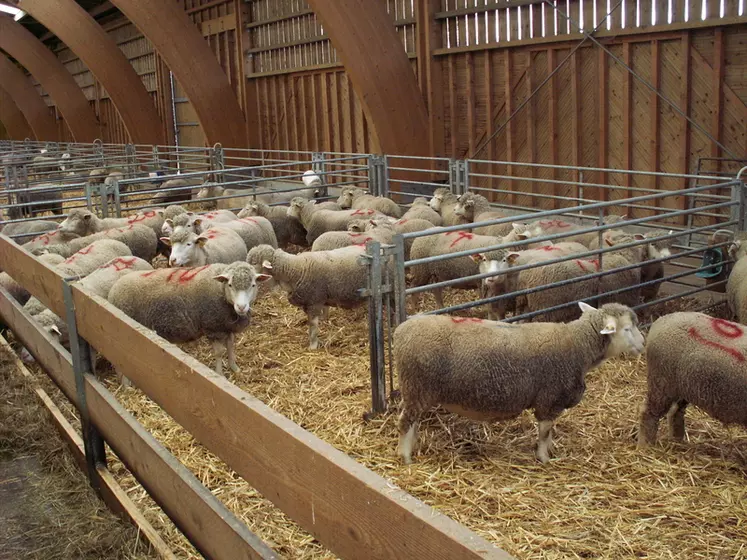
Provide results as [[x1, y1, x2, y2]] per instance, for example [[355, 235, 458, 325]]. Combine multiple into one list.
[[0, 233, 512, 560]]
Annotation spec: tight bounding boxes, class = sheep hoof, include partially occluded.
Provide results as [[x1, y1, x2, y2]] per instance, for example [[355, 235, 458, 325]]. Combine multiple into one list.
[[230, 363, 240, 374], [308, 342, 319, 350]]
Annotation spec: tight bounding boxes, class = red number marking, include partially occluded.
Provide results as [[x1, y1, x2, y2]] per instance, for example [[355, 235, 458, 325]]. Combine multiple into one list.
[[710, 318, 743, 339], [353, 237, 374, 247], [574, 259, 600, 272], [142, 270, 159, 277], [205, 230, 221, 240], [348, 233, 366, 238], [204, 212, 216, 219], [539, 219, 572, 229], [64, 245, 95, 264], [34, 230, 59, 245], [396, 219, 408, 225], [240, 217, 258, 225], [106, 257, 136, 272], [127, 211, 156, 224], [351, 209, 375, 216], [688, 327, 745, 363], [540, 245, 562, 252], [446, 231, 475, 247], [168, 265, 210, 284], [451, 317, 484, 324]]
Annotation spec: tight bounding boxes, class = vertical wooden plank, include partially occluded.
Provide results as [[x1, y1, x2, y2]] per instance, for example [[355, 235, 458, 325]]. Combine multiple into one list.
[[509, 6, 520, 42], [417, 0, 446, 158], [485, 50, 495, 198], [354, 88, 366, 154], [623, 0, 637, 28], [548, 48, 560, 208], [466, 52, 476, 157], [678, 33, 691, 189], [346, 74, 356, 155], [321, 73, 332, 152], [710, 28, 724, 167], [299, 76, 309, 153], [269, 77, 279, 149], [505, 51, 515, 203], [330, 72, 341, 154], [448, 56, 458, 157], [597, 47, 608, 200], [571, 50, 581, 184], [309, 74, 319, 151], [650, 40, 660, 188], [526, 52, 537, 199], [280, 77, 291, 153], [623, 42, 633, 200]]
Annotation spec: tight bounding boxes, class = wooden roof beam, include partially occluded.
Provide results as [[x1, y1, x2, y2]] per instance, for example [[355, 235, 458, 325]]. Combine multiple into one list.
[[0, 52, 57, 140], [0, 84, 33, 139]]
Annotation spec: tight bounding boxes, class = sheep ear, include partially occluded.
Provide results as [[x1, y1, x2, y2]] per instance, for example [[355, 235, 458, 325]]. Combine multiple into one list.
[[369, 219, 377, 226], [195, 236, 209, 247], [578, 301, 596, 313], [50, 325, 62, 336], [213, 274, 230, 284], [159, 237, 172, 246], [262, 259, 273, 270], [634, 234, 645, 240], [605, 238, 614, 247], [469, 253, 485, 263], [83, 214, 92, 221], [506, 252, 521, 265], [186, 211, 195, 216], [599, 318, 617, 335], [728, 241, 741, 258], [256, 273, 272, 282], [193, 218, 203, 226]]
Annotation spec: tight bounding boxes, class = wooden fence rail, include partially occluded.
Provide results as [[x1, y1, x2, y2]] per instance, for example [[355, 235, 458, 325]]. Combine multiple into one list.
[[0, 233, 512, 560]]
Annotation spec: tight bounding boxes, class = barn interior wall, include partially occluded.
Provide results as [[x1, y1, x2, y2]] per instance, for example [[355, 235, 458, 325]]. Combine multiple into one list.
[[22, 0, 747, 184]]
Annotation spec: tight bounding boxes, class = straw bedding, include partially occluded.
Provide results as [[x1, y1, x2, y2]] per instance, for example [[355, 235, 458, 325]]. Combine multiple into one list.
[[16, 283, 742, 560]]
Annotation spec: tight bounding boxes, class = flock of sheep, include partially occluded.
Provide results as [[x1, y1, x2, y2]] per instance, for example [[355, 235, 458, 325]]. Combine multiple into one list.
[[0, 161, 745, 466]]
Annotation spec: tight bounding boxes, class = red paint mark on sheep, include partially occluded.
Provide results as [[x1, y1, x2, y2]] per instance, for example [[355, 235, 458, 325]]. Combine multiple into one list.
[[351, 209, 375, 216], [539, 220, 572, 229], [105, 257, 136, 272], [168, 265, 210, 284], [142, 270, 159, 278], [396, 219, 408, 225], [451, 317, 484, 324], [446, 231, 474, 247], [348, 233, 366, 238], [574, 259, 600, 272], [353, 237, 374, 247], [540, 245, 562, 252], [127, 211, 156, 223], [204, 230, 222, 240], [64, 245, 95, 264], [240, 217, 258, 225], [204, 212, 217, 219], [688, 327, 745, 363], [710, 318, 743, 339]]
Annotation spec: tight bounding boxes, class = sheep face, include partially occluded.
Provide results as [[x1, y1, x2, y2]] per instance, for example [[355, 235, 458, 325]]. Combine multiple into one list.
[[411, 197, 429, 207], [246, 245, 277, 275], [337, 187, 361, 209], [579, 302, 645, 358], [166, 230, 205, 267], [453, 194, 474, 219], [347, 219, 368, 233], [214, 262, 270, 316], [472, 252, 509, 290], [729, 234, 747, 260], [644, 230, 675, 260], [59, 209, 95, 236], [239, 202, 261, 217], [429, 188, 450, 211], [195, 183, 221, 200]]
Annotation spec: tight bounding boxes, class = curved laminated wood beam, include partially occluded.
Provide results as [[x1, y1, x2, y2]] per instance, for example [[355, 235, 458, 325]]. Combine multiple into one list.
[[108, 0, 246, 148], [0, 16, 100, 142], [306, 0, 430, 156], [0, 53, 57, 140], [15, 0, 164, 145], [0, 85, 33, 139]]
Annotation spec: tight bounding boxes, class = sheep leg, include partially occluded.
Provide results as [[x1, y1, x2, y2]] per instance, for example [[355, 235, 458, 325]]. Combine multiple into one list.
[[666, 400, 688, 442], [212, 338, 227, 376], [433, 288, 445, 309], [116, 369, 133, 388], [536, 420, 555, 464], [637, 394, 675, 447], [397, 406, 422, 464], [307, 307, 323, 350], [321, 306, 330, 322], [226, 333, 240, 374]]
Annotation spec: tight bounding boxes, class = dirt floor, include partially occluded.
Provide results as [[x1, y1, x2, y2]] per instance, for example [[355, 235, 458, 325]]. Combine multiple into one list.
[[0, 344, 155, 560], [14, 285, 743, 560]]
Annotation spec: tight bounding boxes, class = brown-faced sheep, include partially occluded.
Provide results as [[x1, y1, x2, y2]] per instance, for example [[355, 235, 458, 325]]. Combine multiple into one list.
[[163, 227, 247, 267], [247, 244, 370, 350], [336, 187, 402, 218], [108, 262, 270, 377], [638, 312, 746, 448], [395, 302, 644, 464], [726, 233, 747, 323]]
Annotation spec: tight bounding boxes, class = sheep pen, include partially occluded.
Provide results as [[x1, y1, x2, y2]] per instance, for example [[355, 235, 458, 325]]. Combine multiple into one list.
[[11, 286, 746, 560]]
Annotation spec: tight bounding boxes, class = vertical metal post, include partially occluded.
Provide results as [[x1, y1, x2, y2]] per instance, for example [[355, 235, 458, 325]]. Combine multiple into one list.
[[365, 240, 387, 414], [578, 170, 585, 211], [596, 206, 605, 300], [381, 155, 390, 198], [369, 154, 386, 197], [124, 143, 136, 180], [111, 177, 122, 217], [732, 178, 746, 233], [62, 281, 106, 494], [393, 233, 408, 325], [99, 183, 109, 218], [211, 142, 225, 185], [448, 159, 458, 195], [312, 151, 327, 198], [461, 160, 470, 195]]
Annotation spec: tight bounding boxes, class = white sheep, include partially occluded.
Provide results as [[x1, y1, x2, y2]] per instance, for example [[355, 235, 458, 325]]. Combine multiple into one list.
[[336, 187, 402, 218], [726, 233, 747, 323], [394, 302, 644, 464], [164, 226, 247, 267]]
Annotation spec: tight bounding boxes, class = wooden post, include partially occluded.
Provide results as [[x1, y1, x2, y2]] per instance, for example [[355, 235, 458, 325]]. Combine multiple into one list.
[[597, 48, 608, 201], [485, 50, 495, 198], [466, 52, 476, 157], [416, 0, 445, 158], [650, 40, 660, 188], [710, 28, 724, 170], [548, 48, 560, 208], [679, 32, 691, 187], [622, 41, 633, 201], [505, 51, 515, 204]]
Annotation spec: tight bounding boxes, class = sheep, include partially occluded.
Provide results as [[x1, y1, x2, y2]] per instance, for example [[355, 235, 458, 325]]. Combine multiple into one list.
[[238, 200, 307, 247], [394, 302, 644, 464], [246, 244, 370, 349], [162, 209, 237, 236], [726, 233, 747, 323], [169, 213, 277, 251], [57, 239, 133, 279], [287, 197, 387, 245], [400, 197, 442, 226], [638, 312, 746, 448], [163, 227, 247, 267], [1, 219, 60, 243], [639, 231, 676, 302], [389, 217, 439, 260], [33, 224, 158, 262], [409, 230, 510, 310], [0, 253, 65, 306], [23, 229, 80, 252], [108, 262, 270, 376], [59, 208, 128, 236], [312, 221, 395, 252], [196, 176, 320, 209], [453, 192, 513, 236], [336, 187, 402, 218], [428, 188, 467, 227]]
